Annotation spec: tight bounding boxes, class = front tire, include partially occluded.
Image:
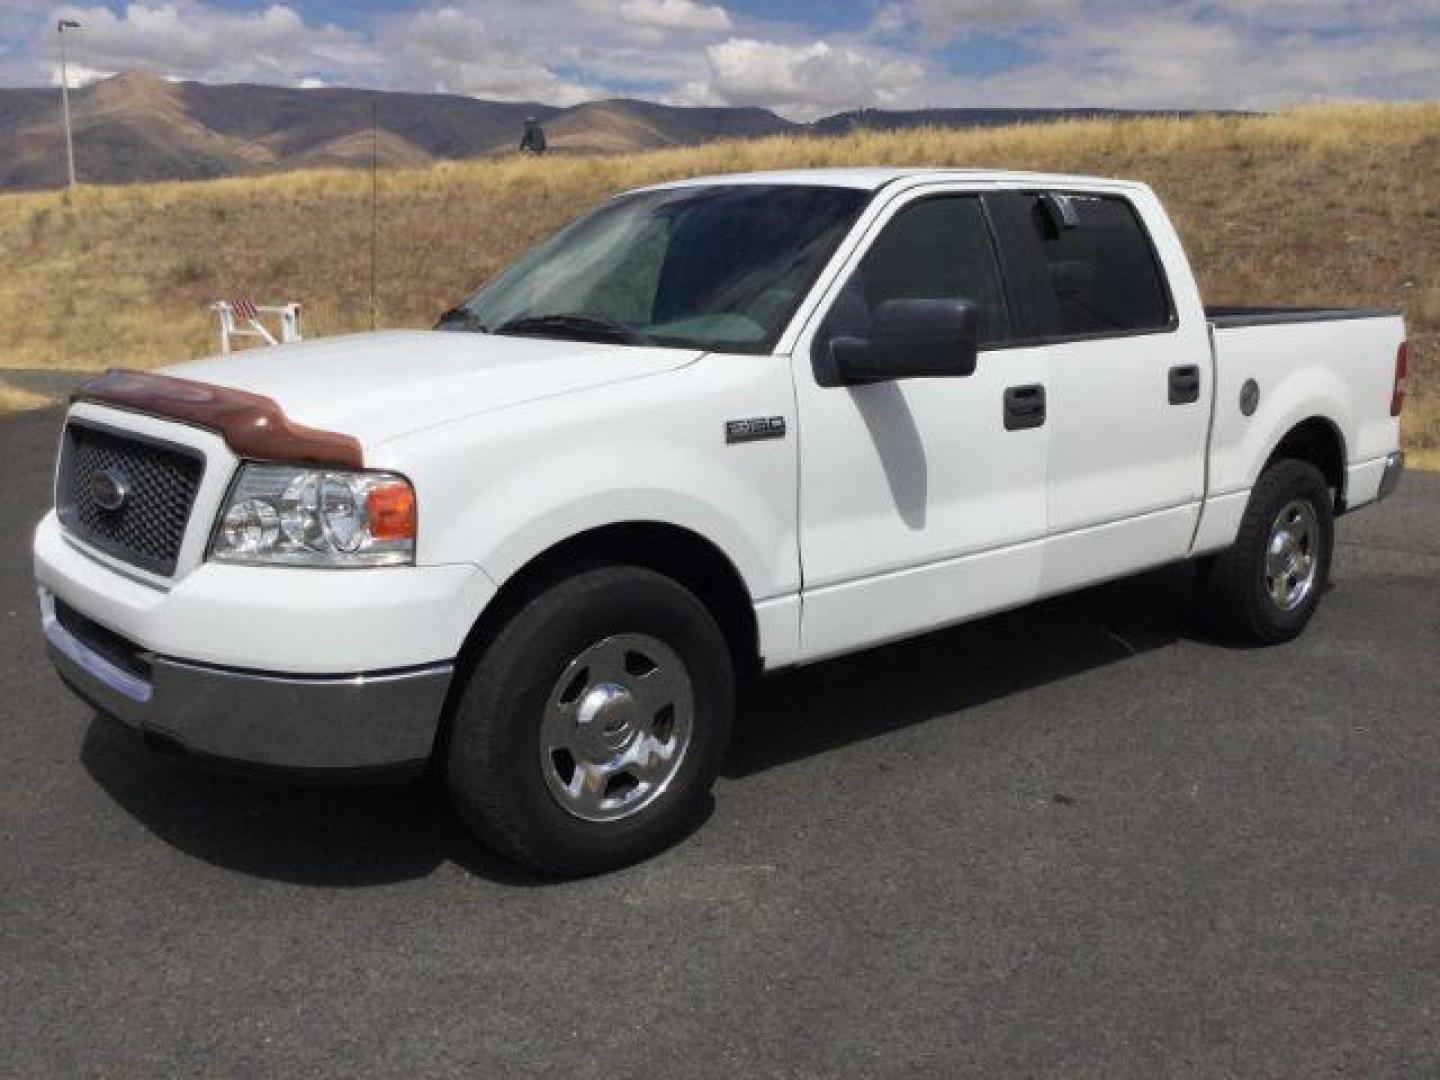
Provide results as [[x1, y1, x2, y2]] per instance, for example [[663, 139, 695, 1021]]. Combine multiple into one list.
[[1200, 458, 1334, 645], [446, 566, 735, 877]]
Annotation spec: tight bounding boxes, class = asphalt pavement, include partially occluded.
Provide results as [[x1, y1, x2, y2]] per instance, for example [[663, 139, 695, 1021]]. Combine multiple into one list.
[[3, 404, 1437, 1078]]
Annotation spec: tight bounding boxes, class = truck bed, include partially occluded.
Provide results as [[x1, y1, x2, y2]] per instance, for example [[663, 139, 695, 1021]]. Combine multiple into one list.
[[1202, 305, 1405, 516], [1206, 305, 1401, 328]]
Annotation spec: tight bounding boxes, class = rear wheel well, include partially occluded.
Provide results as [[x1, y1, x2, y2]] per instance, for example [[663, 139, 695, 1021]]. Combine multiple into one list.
[[454, 523, 760, 694], [1267, 418, 1346, 510]]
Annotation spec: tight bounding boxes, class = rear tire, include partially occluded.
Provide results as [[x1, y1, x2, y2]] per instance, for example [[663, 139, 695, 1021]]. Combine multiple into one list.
[[446, 566, 734, 877], [1200, 458, 1334, 645]]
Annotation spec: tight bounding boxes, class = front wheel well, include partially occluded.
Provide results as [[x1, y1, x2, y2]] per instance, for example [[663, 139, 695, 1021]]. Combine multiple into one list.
[[1266, 417, 1347, 510], [453, 523, 761, 693]]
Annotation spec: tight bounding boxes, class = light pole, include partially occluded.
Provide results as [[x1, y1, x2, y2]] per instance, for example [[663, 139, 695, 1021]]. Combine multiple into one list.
[[57, 18, 81, 190]]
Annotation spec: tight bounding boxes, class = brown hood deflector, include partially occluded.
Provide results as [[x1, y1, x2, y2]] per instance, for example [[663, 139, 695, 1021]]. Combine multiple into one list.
[[72, 368, 364, 470]]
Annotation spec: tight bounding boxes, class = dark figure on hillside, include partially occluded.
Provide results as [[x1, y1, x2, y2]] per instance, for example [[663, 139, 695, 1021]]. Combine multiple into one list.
[[520, 117, 547, 154]]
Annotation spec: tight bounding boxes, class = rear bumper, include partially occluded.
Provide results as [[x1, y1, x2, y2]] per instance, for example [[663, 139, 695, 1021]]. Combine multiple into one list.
[[1377, 450, 1405, 502], [42, 588, 452, 773]]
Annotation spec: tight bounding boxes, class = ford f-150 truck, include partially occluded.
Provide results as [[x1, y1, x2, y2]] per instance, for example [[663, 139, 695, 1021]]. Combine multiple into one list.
[[35, 169, 1408, 875]]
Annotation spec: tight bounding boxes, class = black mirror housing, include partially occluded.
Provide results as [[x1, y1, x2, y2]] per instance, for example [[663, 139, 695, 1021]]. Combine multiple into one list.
[[816, 299, 979, 387]]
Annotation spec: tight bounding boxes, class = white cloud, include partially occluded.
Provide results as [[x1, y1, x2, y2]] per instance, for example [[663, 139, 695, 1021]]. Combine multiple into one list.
[[383, 6, 599, 103], [863, 0, 1440, 109], [25, 2, 378, 88], [947, 7, 1440, 109], [906, 0, 1082, 41], [1208, 0, 1440, 31], [703, 37, 924, 118], [0, 0, 1435, 115], [616, 0, 731, 32], [51, 62, 111, 88], [370, 0, 724, 101]]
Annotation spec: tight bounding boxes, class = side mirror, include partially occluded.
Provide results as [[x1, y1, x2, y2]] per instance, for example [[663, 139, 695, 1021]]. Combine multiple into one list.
[[815, 299, 979, 388]]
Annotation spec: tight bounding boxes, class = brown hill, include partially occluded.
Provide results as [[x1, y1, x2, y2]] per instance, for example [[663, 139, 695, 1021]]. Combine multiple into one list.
[[0, 73, 799, 189], [1, 72, 1254, 191], [811, 106, 1242, 135], [545, 99, 796, 152], [3, 72, 254, 186]]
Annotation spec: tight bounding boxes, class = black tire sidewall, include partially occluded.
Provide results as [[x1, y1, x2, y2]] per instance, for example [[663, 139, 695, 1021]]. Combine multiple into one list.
[[1231, 460, 1335, 642], [447, 567, 734, 875]]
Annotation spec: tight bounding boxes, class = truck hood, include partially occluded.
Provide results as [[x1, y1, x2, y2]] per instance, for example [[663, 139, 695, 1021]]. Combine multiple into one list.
[[166, 331, 699, 448]]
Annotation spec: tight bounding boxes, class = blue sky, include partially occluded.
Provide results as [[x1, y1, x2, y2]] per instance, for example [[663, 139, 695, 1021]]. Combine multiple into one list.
[[3, 1, 1436, 119]]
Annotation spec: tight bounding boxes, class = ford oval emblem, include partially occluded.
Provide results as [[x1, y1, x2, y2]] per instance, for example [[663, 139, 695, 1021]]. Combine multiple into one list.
[[90, 469, 129, 512]]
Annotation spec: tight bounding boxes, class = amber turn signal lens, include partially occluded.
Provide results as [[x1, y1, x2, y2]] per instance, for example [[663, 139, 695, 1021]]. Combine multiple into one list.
[[366, 481, 416, 540]]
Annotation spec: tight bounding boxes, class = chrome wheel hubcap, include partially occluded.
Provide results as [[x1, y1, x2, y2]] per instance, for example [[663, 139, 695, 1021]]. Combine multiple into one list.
[[1265, 499, 1321, 612], [539, 633, 694, 822]]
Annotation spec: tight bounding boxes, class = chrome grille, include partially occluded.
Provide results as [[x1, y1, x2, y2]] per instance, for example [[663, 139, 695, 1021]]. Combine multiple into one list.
[[57, 420, 205, 576]]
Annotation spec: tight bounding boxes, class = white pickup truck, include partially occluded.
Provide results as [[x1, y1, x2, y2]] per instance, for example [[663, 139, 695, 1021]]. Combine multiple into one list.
[[35, 168, 1408, 875]]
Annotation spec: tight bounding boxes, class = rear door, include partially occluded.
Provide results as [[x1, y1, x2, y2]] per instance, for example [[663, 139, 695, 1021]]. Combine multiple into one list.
[[790, 187, 1051, 661], [988, 188, 1212, 593]]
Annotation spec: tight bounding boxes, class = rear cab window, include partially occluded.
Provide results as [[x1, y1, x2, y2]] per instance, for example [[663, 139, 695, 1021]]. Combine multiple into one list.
[[986, 189, 1176, 342]]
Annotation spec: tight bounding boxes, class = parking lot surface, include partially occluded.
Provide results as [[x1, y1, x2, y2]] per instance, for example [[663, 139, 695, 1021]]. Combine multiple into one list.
[[3, 405, 1437, 1078]]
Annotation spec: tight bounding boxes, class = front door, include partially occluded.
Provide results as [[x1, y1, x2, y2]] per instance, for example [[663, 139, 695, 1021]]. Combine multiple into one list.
[[791, 189, 1051, 662]]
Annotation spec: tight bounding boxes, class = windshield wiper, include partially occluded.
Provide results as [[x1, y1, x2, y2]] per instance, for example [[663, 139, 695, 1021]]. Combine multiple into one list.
[[435, 306, 488, 332], [495, 313, 650, 345]]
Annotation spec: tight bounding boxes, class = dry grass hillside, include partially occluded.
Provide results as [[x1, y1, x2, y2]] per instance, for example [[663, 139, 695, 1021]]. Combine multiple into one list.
[[0, 103, 1435, 456]]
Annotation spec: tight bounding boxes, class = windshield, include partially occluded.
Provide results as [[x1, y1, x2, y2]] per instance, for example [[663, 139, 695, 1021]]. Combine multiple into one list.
[[443, 184, 869, 353]]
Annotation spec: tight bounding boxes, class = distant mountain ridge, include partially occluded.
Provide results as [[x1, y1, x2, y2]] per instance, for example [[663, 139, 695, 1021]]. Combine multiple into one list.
[[812, 106, 1221, 135], [0, 72, 1232, 190]]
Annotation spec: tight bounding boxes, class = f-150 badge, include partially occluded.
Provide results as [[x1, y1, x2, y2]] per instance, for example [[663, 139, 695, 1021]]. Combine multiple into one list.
[[725, 417, 787, 444]]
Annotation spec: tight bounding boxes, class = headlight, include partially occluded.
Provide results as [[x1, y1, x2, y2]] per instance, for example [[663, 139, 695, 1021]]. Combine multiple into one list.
[[211, 465, 416, 567]]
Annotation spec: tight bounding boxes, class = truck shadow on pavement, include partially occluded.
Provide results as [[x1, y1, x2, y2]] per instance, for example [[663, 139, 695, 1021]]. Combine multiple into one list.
[[727, 560, 1229, 779], [79, 718, 548, 886], [79, 560, 1226, 888]]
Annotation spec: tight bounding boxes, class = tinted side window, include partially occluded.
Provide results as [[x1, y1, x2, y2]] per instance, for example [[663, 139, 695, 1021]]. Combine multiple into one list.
[[826, 196, 1011, 347], [1028, 194, 1171, 336]]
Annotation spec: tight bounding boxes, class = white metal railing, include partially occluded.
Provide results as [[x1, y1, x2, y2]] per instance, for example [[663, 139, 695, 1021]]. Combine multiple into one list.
[[209, 300, 303, 353]]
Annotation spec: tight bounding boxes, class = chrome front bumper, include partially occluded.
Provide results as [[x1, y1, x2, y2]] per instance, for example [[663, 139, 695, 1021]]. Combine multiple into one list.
[[41, 589, 452, 775], [1377, 450, 1405, 502]]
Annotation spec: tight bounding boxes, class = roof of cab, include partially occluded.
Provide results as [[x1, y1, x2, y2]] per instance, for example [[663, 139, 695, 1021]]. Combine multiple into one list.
[[639, 167, 1144, 193]]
